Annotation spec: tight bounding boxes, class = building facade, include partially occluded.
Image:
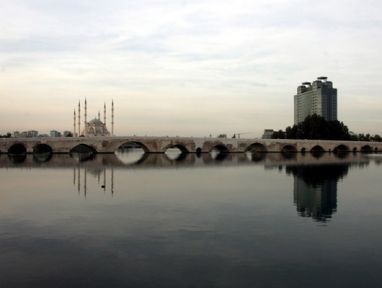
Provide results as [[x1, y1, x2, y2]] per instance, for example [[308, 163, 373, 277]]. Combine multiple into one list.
[[262, 129, 275, 139], [50, 130, 62, 137], [294, 76, 337, 124], [83, 118, 110, 137]]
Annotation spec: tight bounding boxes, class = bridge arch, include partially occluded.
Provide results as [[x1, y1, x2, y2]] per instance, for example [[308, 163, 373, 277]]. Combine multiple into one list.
[[310, 145, 325, 153], [246, 143, 267, 153], [333, 144, 350, 154], [70, 144, 97, 161], [281, 144, 297, 153], [208, 143, 229, 161], [115, 141, 148, 165], [70, 144, 97, 154], [361, 145, 373, 153], [33, 143, 53, 154], [8, 143, 27, 155], [117, 141, 150, 153], [211, 144, 229, 153]]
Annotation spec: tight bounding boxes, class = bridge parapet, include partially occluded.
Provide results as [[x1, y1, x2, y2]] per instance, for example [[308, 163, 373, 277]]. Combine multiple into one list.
[[1, 137, 381, 154]]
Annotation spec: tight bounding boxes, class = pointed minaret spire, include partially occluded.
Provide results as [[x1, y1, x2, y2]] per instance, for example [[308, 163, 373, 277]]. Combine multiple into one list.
[[104, 103, 106, 125], [111, 100, 114, 136], [73, 109, 76, 137], [84, 98, 87, 126], [78, 101, 81, 137]]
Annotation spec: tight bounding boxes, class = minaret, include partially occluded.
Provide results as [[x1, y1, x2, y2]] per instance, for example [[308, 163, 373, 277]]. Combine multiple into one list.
[[111, 100, 114, 136], [84, 98, 87, 136], [98, 111, 100, 120], [78, 101, 81, 137], [73, 109, 76, 137], [104, 103, 106, 125]]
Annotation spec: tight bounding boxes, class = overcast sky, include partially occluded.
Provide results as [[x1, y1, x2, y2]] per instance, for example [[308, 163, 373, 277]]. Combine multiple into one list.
[[1, 0, 381, 137]]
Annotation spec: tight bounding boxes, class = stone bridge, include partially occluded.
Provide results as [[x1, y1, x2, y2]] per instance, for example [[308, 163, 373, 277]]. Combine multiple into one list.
[[1, 136, 381, 154]]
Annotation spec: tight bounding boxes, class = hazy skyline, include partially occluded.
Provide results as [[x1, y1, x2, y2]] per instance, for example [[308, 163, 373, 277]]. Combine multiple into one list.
[[1, 0, 382, 137]]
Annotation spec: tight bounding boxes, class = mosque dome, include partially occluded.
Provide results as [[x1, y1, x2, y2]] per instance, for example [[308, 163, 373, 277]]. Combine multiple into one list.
[[73, 99, 114, 137], [83, 117, 110, 137], [88, 118, 103, 125]]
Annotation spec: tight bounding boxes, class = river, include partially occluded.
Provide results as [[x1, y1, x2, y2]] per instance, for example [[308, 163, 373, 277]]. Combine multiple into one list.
[[0, 151, 381, 287]]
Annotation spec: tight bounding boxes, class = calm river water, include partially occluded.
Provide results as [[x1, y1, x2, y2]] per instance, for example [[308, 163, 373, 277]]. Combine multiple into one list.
[[0, 151, 382, 287]]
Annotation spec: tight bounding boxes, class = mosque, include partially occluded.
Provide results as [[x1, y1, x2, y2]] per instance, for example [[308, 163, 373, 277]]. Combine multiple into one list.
[[73, 99, 114, 137]]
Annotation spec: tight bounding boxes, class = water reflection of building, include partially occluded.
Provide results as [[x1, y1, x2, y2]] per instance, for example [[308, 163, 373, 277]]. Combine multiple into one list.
[[73, 166, 114, 197], [286, 165, 349, 222]]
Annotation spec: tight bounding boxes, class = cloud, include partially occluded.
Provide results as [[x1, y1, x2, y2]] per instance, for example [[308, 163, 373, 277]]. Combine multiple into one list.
[[0, 0, 382, 135]]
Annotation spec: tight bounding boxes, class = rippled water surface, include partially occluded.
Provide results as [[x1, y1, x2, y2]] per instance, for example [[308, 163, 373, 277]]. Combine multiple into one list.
[[0, 151, 382, 287]]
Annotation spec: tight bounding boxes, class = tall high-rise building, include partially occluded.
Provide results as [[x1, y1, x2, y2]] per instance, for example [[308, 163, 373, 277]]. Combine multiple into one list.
[[294, 76, 337, 124]]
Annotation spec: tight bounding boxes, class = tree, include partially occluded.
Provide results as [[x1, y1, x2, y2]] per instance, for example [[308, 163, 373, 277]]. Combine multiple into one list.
[[272, 130, 286, 139], [273, 114, 351, 140], [373, 134, 382, 142]]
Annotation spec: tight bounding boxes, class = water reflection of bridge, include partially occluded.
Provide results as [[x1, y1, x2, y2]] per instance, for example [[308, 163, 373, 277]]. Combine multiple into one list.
[[0, 151, 374, 169], [1, 152, 377, 222], [1, 136, 381, 154]]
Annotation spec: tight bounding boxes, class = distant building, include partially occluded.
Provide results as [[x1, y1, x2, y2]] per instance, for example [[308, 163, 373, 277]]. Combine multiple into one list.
[[50, 130, 62, 137], [63, 131, 72, 137], [13, 130, 39, 137], [262, 129, 274, 139], [23, 130, 38, 138], [83, 118, 110, 137], [294, 76, 337, 124], [74, 99, 114, 137]]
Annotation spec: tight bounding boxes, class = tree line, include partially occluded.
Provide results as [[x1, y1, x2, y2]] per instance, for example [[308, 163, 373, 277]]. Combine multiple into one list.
[[272, 114, 381, 141]]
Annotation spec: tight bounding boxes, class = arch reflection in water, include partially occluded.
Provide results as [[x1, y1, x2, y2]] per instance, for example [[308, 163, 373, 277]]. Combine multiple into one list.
[[8, 154, 27, 163], [286, 164, 350, 222], [115, 147, 146, 165], [245, 151, 266, 162], [164, 147, 187, 161], [115, 142, 152, 165], [33, 152, 53, 163]]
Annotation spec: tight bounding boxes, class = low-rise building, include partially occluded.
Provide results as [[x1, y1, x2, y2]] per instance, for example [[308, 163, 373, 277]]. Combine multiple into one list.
[[262, 129, 275, 139], [50, 130, 62, 137]]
